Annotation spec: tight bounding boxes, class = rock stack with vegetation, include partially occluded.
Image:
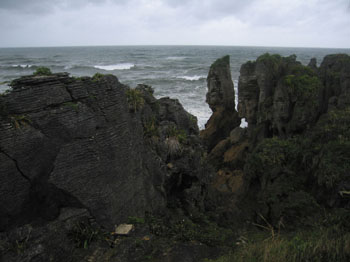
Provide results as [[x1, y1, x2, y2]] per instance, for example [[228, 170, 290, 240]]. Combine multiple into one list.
[[200, 55, 241, 151], [0, 53, 349, 262], [202, 53, 350, 262]]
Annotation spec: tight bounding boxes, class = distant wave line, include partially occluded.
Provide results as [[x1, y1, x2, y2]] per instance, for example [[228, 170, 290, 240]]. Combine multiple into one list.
[[166, 56, 187, 60], [94, 63, 135, 71]]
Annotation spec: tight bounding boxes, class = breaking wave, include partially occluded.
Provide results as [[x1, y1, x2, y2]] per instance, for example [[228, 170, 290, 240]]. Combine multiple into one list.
[[11, 64, 33, 68], [177, 75, 206, 81], [94, 63, 135, 71]]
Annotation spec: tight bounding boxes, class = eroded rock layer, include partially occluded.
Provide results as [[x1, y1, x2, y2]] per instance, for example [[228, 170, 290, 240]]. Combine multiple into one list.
[[0, 73, 210, 261]]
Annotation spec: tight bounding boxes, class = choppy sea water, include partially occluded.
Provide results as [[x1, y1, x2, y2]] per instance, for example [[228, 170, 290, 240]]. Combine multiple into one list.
[[0, 45, 349, 128]]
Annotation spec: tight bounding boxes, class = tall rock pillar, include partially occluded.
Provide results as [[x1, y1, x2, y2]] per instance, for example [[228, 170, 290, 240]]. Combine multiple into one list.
[[200, 55, 241, 151]]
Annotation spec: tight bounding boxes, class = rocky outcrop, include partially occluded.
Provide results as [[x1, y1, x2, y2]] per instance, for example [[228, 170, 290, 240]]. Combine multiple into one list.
[[0, 73, 210, 261], [318, 54, 350, 112], [204, 53, 350, 228], [238, 54, 323, 138], [0, 73, 164, 231], [200, 56, 247, 225], [200, 56, 241, 151]]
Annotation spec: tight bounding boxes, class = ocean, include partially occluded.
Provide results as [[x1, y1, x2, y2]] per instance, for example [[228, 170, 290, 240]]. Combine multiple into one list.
[[0, 45, 349, 128]]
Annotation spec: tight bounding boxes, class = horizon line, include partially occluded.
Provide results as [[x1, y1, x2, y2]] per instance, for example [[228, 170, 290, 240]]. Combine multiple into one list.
[[0, 44, 349, 50]]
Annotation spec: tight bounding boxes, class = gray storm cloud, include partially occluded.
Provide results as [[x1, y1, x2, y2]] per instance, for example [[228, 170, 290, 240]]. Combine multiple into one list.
[[0, 0, 126, 13], [0, 0, 349, 47]]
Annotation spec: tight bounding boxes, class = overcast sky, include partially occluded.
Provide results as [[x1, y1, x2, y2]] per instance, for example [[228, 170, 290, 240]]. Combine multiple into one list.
[[0, 0, 349, 48]]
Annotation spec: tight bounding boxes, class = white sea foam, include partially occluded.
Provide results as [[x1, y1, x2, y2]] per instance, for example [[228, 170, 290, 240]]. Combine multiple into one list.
[[188, 106, 211, 130], [177, 75, 206, 81], [240, 118, 248, 128], [94, 63, 135, 71], [234, 79, 239, 110], [0, 84, 10, 94], [12, 64, 32, 68], [64, 65, 73, 70]]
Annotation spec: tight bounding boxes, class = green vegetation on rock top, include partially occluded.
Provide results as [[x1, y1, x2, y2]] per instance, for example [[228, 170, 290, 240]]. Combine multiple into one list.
[[92, 72, 105, 82], [33, 67, 52, 76], [211, 55, 230, 69], [257, 53, 283, 64], [285, 64, 321, 100]]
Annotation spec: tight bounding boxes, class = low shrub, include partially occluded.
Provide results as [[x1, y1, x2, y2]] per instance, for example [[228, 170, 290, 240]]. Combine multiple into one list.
[[92, 72, 104, 82], [33, 67, 52, 76], [67, 221, 101, 249], [143, 118, 159, 138], [146, 214, 234, 247], [127, 216, 145, 224], [166, 126, 187, 144], [126, 88, 144, 112]]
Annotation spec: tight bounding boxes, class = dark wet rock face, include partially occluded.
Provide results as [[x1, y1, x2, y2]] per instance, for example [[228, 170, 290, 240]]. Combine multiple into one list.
[[206, 55, 236, 111], [0, 74, 164, 231], [0, 74, 209, 233]]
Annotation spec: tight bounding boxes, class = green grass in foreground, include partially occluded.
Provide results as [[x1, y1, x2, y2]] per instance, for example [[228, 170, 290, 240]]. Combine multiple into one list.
[[204, 226, 350, 262]]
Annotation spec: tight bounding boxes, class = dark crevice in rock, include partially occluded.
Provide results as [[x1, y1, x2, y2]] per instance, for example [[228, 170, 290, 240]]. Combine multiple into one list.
[[8, 180, 88, 230], [0, 148, 31, 183], [27, 180, 86, 222], [63, 84, 77, 102], [166, 173, 200, 207]]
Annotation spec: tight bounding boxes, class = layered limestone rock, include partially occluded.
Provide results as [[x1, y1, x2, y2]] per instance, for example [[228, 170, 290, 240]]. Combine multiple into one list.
[[0, 73, 212, 261], [0, 74, 161, 231], [200, 55, 240, 152]]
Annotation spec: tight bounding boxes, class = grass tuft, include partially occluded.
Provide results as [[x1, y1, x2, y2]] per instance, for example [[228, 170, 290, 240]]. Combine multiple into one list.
[[126, 88, 144, 112]]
